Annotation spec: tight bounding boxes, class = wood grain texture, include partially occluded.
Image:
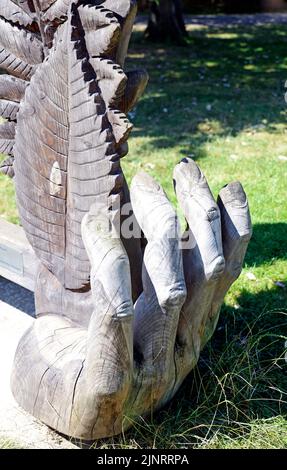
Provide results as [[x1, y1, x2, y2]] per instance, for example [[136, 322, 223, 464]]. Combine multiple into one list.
[[119, 70, 149, 113], [0, 17, 43, 65], [0, 75, 27, 102], [10, 1, 34, 15], [0, 99, 19, 121], [9, 0, 252, 441], [172, 159, 225, 385], [42, 0, 70, 22], [130, 172, 186, 409], [0, 121, 15, 156], [0, 75, 28, 172], [11, 158, 252, 439], [0, 156, 15, 178], [0, 0, 35, 27], [13, 1, 136, 290]]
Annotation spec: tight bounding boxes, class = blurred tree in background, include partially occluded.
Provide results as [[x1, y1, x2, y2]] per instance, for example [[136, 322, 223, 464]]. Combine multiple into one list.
[[138, 0, 287, 15], [145, 1, 187, 44], [137, 0, 287, 44]]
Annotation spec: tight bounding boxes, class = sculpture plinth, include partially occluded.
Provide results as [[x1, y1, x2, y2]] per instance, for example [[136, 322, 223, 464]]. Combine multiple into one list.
[[0, 0, 252, 440]]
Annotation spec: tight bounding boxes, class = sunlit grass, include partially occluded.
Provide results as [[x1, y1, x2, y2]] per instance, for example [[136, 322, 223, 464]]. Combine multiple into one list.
[[123, 22, 287, 449], [0, 437, 22, 449]]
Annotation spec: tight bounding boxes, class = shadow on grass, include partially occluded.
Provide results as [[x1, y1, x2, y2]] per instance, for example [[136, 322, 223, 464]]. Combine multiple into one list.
[[246, 222, 287, 266], [127, 23, 287, 156]]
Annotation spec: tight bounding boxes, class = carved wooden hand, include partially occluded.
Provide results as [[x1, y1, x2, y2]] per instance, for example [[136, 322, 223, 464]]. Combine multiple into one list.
[[0, 1, 252, 440], [11, 157, 252, 439]]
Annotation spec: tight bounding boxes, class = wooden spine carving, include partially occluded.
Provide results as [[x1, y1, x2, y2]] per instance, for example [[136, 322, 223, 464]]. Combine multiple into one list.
[[0, 1, 252, 440]]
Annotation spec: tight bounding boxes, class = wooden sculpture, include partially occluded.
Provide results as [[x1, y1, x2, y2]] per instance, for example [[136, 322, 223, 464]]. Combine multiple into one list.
[[0, 1, 252, 440]]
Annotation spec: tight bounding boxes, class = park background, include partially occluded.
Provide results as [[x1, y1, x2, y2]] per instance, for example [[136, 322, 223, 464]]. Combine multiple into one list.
[[140, 0, 287, 13]]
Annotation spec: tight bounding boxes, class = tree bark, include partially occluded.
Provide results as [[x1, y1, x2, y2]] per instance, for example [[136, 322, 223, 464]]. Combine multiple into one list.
[[146, 0, 187, 44]]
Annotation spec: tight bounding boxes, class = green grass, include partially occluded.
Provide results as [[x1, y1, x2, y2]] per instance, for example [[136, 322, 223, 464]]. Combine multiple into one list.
[[1, 21, 287, 449], [0, 437, 22, 449]]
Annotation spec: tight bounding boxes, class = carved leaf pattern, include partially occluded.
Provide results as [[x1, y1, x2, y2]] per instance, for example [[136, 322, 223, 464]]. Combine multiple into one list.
[[11, 1, 134, 289]]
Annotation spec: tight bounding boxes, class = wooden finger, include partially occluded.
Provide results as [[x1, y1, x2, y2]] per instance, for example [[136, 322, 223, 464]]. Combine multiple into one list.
[[130, 171, 186, 408], [203, 181, 252, 346], [173, 158, 225, 387]]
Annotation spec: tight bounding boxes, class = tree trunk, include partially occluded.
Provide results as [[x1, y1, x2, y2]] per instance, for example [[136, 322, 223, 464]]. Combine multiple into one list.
[[146, 0, 187, 44]]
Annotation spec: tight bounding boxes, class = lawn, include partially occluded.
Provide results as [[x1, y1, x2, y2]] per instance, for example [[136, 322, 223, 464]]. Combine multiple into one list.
[[0, 437, 21, 449], [0, 19, 286, 449]]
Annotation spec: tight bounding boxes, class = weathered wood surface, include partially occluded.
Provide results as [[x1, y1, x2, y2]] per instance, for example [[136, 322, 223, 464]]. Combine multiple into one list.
[[0, 0, 252, 440], [13, 0, 138, 291], [11, 158, 252, 439], [0, 218, 39, 291]]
